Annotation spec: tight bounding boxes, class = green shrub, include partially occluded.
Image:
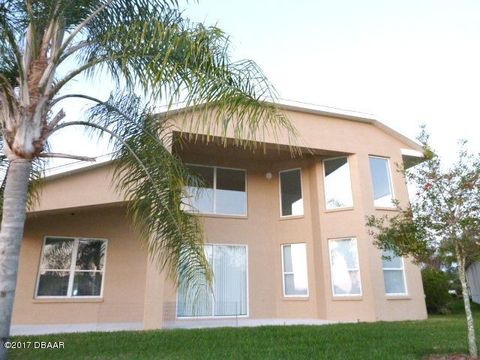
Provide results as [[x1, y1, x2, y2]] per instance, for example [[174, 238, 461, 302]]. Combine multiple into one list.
[[422, 268, 451, 314]]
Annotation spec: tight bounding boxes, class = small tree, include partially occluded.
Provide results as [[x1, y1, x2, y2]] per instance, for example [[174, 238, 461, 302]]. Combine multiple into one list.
[[367, 129, 480, 357]]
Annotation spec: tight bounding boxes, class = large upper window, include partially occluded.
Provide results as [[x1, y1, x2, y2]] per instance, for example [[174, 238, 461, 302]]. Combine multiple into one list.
[[185, 165, 247, 216], [382, 250, 407, 295], [324, 157, 353, 210], [369, 156, 395, 207], [279, 169, 304, 217], [328, 238, 362, 296], [177, 244, 248, 317], [36, 237, 107, 298], [282, 244, 308, 297]]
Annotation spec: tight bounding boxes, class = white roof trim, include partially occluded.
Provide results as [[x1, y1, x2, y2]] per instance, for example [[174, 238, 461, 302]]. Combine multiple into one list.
[[401, 148, 424, 158]]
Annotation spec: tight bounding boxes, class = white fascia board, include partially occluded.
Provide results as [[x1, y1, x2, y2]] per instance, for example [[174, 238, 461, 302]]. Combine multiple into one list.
[[401, 148, 424, 158]]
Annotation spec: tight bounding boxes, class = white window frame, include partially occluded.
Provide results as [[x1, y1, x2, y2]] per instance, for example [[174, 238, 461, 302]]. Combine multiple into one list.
[[322, 156, 354, 210], [185, 164, 248, 216], [281, 243, 309, 298], [278, 168, 304, 218], [328, 237, 363, 297], [35, 236, 108, 299], [368, 156, 396, 208], [175, 243, 249, 319], [382, 253, 408, 296]]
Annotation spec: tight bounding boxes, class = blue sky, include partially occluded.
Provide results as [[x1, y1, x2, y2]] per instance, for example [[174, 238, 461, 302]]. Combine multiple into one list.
[[51, 0, 480, 166], [184, 0, 480, 163]]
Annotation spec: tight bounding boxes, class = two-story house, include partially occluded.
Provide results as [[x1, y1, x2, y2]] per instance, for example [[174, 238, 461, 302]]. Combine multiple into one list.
[[11, 103, 427, 335]]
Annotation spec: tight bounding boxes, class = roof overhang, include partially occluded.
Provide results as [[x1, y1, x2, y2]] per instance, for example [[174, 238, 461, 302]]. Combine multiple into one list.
[[158, 100, 425, 154], [42, 101, 426, 179]]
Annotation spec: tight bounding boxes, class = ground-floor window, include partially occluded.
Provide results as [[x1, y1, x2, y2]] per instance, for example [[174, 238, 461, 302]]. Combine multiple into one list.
[[281, 243, 308, 297], [177, 244, 248, 317], [328, 238, 362, 296], [36, 236, 107, 298], [382, 250, 407, 295]]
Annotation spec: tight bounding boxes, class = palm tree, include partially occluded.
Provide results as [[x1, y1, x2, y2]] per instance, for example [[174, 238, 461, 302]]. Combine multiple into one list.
[[0, 1, 294, 357]]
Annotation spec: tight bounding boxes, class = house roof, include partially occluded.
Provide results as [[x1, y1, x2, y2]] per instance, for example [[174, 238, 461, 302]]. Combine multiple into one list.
[[43, 101, 424, 179], [274, 100, 424, 154], [158, 100, 424, 154]]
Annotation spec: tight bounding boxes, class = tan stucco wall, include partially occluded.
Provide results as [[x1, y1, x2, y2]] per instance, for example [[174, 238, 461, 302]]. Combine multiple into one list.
[[12, 206, 147, 326], [32, 164, 123, 213], [162, 140, 426, 324], [12, 108, 427, 329]]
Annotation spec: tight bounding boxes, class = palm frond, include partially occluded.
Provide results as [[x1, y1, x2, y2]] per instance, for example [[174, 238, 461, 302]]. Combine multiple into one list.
[[1, 0, 298, 293], [52, 1, 298, 148], [81, 92, 211, 287]]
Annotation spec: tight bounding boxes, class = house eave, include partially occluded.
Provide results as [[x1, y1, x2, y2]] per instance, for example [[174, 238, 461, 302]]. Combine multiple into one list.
[[157, 100, 425, 154]]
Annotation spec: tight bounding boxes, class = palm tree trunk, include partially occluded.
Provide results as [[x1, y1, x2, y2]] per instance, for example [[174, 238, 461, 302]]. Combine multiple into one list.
[[458, 257, 478, 358], [0, 159, 32, 360]]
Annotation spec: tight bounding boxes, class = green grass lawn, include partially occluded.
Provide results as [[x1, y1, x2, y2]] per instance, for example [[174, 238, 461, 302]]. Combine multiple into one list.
[[7, 306, 480, 360]]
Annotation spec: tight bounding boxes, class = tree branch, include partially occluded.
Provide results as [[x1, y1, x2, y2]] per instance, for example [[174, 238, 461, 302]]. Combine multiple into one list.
[[0, 15, 25, 84], [47, 109, 66, 130], [47, 58, 104, 98], [51, 93, 103, 107], [47, 55, 127, 97], [50, 120, 157, 189], [59, 40, 93, 63], [38, 152, 96, 162], [57, 0, 114, 59]]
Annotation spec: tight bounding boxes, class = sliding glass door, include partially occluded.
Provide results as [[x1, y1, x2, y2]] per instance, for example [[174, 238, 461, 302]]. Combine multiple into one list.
[[177, 244, 248, 317]]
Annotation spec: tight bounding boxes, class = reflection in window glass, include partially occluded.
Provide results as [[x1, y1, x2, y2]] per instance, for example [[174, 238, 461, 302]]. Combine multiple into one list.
[[282, 244, 308, 296], [280, 169, 303, 216], [369, 157, 395, 207], [216, 168, 247, 215], [186, 165, 214, 213], [37, 271, 70, 296], [36, 237, 107, 297], [76, 239, 105, 271], [324, 157, 353, 209], [72, 272, 103, 296], [329, 238, 362, 296], [185, 165, 246, 215], [40, 237, 74, 270], [382, 250, 407, 295]]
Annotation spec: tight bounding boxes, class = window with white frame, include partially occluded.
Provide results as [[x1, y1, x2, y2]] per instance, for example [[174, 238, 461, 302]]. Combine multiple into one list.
[[279, 169, 304, 217], [36, 237, 107, 297], [185, 165, 247, 216], [369, 156, 395, 207], [324, 157, 353, 210], [177, 244, 248, 317], [328, 238, 362, 296], [382, 250, 407, 295], [282, 243, 308, 296]]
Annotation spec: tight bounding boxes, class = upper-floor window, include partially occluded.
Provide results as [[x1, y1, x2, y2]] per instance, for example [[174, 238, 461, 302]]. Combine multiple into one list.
[[36, 237, 107, 298], [324, 157, 353, 210], [279, 169, 304, 217], [369, 156, 395, 208], [281, 243, 309, 297], [382, 250, 407, 295], [185, 165, 247, 216], [328, 238, 362, 296]]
